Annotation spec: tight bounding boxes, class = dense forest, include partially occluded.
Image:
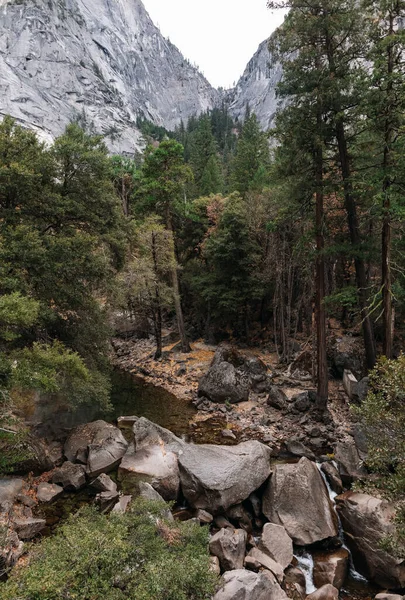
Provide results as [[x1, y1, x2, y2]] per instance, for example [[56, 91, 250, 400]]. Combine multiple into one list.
[[1, 0, 405, 596]]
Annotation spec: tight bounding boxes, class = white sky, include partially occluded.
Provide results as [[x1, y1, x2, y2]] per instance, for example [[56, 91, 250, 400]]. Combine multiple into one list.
[[142, 0, 286, 89]]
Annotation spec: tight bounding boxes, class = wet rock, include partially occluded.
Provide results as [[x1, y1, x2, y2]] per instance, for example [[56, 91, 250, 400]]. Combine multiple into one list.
[[262, 457, 338, 546], [306, 584, 339, 600], [336, 492, 405, 589], [267, 386, 288, 410], [320, 463, 343, 495], [64, 420, 128, 478], [247, 548, 284, 582], [213, 569, 288, 600], [258, 522, 293, 569], [334, 437, 367, 484], [52, 461, 86, 491], [14, 517, 46, 540], [178, 440, 271, 512], [37, 482, 63, 503], [285, 565, 306, 589], [0, 478, 24, 511], [118, 443, 180, 501], [209, 528, 247, 571], [313, 549, 349, 590], [90, 473, 117, 493]]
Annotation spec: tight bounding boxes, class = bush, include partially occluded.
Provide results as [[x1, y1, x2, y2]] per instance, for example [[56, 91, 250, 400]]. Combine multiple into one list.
[[1, 498, 217, 600]]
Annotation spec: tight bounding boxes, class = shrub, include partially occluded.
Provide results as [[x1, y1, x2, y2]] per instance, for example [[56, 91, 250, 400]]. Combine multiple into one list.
[[1, 498, 217, 600]]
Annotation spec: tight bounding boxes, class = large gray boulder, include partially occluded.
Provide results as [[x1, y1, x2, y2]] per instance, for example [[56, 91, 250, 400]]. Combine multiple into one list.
[[262, 457, 338, 546], [64, 420, 128, 477], [198, 361, 250, 404], [258, 523, 294, 570], [118, 443, 180, 501], [336, 492, 405, 588], [179, 441, 271, 512], [209, 528, 247, 571], [132, 417, 185, 455], [306, 584, 339, 600], [213, 569, 288, 600]]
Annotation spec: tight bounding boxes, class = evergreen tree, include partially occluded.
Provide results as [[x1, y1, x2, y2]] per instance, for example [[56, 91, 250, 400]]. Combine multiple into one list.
[[189, 115, 223, 196], [230, 112, 270, 197], [134, 140, 193, 353]]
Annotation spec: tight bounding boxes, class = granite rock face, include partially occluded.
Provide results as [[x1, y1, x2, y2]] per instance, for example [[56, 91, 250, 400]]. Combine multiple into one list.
[[226, 37, 284, 132], [0, 0, 219, 153]]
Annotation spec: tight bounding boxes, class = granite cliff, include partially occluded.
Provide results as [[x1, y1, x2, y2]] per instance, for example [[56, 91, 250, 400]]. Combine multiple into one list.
[[0, 0, 220, 153]]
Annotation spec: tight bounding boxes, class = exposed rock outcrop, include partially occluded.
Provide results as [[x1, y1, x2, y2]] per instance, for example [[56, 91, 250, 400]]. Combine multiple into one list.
[[209, 528, 247, 571], [262, 457, 339, 545], [337, 492, 405, 589], [213, 569, 288, 600], [0, 0, 219, 153]]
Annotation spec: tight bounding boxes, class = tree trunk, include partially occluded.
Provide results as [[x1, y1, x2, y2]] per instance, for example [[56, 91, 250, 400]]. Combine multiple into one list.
[[315, 133, 328, 410], [151, 231, 163, 359], [335, 119, 376, 369], [382, 12, 395, 359], [165, 208, 191, 353]]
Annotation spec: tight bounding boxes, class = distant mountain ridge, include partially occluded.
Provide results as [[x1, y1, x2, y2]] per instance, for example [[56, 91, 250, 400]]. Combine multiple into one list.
[[0, 0, 281, 152]]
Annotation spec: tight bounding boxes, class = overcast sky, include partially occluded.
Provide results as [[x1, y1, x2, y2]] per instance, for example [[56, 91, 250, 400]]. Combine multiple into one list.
[[142, 0, 286, 89]]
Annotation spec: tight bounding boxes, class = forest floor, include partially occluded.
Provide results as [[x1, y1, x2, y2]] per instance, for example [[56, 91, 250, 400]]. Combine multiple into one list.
[[111, 332, 355, 456]]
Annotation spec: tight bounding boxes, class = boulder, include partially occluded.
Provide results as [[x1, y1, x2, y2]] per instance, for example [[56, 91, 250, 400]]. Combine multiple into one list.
[[178, 441, 271, 512], [313, 549, 349, 590], [52, 461, 86, 491], [285, 439, 316, 461], [262, 457, 338, 546], [0, 530, 24, 576], [334, 437, 367, 484], [138, 482, 173, 521], [210, 555, 221, 575], [291, 391, 317, 412], [247, 548, 284, 583], [89, 473, 117, 493], [209, 528, 247, 571], [306, 584, 339, 600], [213, 569, 288, 600], [343, 370, 359, 400], [336, 492, 405, 589], [64, 420, 128, 477], [0, 478, 24, 511], [118, 443, 180, 501], [14, 517, 46, 540], [95, 490, 120, 512], [36, 482, 63, 503], [196, 509, 213, 524], [258, 522, 294, 570], [132, 417, 185, 455], [267, 386, 288, 410], [198, 361, 250, 404], [330, 336, 363, 379], [227, 503, 253, 532], [320, 463, 343, 495]]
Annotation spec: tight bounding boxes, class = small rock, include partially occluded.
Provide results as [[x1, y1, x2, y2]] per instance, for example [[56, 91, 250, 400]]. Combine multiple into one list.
[[210, 555, 221, 575], [196, 509, 213, 524], [0, 478, 24, 511], [14, 518, 46, 540], [52, 461, 86, 492], [221, 429, 236, 440], [138, 481, 173, 521], [247, 547, 284, 583], [95, 490, 120, 512], [214, 515, 233, 529], [112, 495, 132, 514], [37, 482, 63, 503], [258, 522, 294, 570], [285, 439, 316, 461], [209, 528, 247, 571], [244, 555, 261, 571], [90, 473, 117, 493], [267, 386, 287, 410], [16, 494, 37, 508]]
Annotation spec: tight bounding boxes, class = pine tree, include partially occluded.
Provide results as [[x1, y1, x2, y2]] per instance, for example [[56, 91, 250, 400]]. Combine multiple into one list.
[[231, 112, 270, 197], [189, 115, 223, 196]]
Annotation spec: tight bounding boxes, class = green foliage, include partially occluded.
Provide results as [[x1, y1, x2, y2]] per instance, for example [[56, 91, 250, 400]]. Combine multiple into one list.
[[2, 498, 217, 600], [356, 356, 405, 498], [0, 293, 40, 342]]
